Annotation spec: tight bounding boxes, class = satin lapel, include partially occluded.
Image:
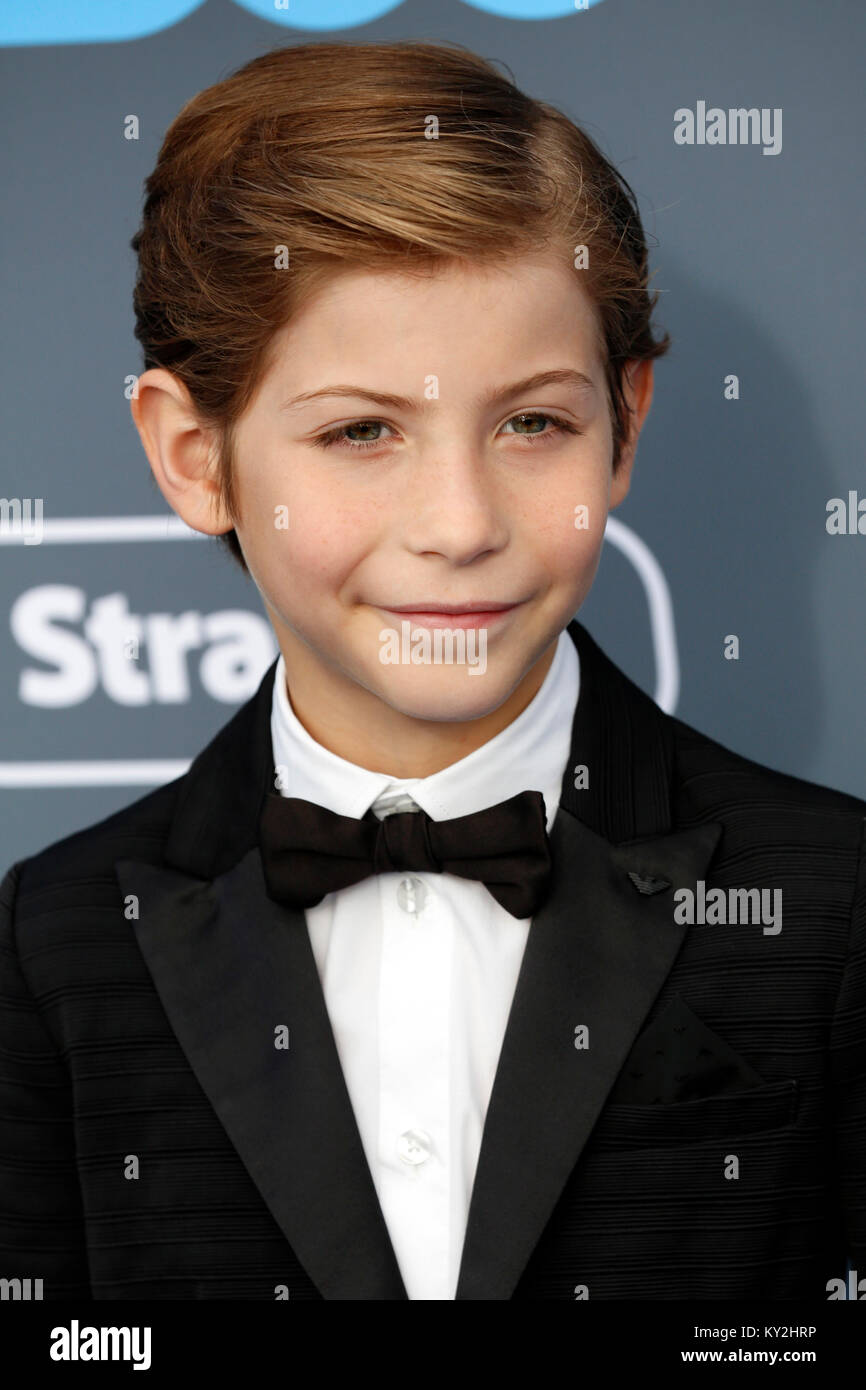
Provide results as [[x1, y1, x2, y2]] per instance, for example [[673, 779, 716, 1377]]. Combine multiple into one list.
[[114, 844, 408, 1300], [454, 806, 723, 1300]]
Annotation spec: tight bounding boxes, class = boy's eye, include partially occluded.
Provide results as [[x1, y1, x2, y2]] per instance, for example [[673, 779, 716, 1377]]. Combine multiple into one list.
[[501, 413, 579, 441], [314, 412, 581, 452], [321, 420, 392, 449]]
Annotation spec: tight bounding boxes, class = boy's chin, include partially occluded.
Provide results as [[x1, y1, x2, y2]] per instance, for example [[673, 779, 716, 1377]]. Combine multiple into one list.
[[364, 664, 519, 724]]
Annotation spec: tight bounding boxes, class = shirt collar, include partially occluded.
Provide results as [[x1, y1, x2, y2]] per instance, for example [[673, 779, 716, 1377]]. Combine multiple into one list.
[[270, 627, 579, 834]]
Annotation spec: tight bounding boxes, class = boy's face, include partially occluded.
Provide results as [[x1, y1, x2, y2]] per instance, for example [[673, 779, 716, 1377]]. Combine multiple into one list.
[[136, 251, 652, 744], [230, 253, 649, 721]]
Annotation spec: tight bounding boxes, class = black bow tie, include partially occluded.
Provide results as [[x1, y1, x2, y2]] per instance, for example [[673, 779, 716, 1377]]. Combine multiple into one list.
[[258, 788, 553, 919]]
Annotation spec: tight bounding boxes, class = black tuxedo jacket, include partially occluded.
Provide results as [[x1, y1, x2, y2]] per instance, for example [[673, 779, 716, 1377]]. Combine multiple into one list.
[[1, 619, 864, 1300]]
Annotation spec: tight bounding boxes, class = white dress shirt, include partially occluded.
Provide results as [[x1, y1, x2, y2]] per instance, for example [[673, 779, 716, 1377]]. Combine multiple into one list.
[[269, 629, 580, 1299]]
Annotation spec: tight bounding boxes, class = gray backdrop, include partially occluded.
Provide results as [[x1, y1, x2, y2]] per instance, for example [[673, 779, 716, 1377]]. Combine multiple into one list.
[[2, 0, 864, 868]]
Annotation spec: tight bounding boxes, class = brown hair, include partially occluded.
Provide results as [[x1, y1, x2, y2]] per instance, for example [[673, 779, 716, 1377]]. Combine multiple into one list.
[[130, 40, 670, 574]]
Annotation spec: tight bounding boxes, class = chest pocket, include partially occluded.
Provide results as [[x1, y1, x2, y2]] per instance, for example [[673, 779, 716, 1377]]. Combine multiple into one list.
[[587, 1076, 799, 1151]]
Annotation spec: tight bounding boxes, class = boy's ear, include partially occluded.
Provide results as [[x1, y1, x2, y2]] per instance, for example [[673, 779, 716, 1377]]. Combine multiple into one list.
[[129, 368, 235, 536], [609, 359, 654, 509]]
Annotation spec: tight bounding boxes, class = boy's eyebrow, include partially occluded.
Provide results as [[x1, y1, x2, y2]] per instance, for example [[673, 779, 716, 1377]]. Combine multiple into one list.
[[280, 368, 596, 415]]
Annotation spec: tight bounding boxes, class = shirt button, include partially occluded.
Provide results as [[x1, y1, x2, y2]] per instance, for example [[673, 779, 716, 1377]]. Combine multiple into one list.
[[397, 1129, 432, 1166], [396, 875, 428, 915]]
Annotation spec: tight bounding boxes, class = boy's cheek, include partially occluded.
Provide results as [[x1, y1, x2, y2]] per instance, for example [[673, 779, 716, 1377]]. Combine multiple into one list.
[[254, 524, 343, 581], [529, 477, 609, 541], [540, 519, 605, 578]]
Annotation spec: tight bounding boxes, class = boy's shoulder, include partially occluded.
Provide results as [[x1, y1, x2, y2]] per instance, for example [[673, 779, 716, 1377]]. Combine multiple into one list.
[[667, 703, 866, 836], [6, 774, 184, 918], [6, 657, 277, 915], [573, 619, 866, 840]]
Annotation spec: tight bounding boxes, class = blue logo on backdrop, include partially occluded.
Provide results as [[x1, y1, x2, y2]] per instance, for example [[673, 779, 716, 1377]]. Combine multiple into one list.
[[1, 0, 606, 46]]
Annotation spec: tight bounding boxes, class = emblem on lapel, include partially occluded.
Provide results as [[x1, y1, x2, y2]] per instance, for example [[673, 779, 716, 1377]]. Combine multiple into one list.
[[627, 870, 672, 896]]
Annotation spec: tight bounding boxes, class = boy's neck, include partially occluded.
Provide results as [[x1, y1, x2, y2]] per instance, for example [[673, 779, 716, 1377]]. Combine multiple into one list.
[[279, 638, 560, 779]]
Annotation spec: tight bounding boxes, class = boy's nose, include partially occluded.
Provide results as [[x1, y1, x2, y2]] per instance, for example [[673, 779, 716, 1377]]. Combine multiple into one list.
[[399, 452, 509, 562]]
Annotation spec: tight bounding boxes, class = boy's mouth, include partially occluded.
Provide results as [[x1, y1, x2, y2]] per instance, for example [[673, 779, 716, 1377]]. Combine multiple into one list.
[[375, 601, 521, 630]]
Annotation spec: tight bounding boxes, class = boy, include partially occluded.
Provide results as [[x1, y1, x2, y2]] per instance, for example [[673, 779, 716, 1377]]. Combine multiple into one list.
[[1, 40, 864, 1301]]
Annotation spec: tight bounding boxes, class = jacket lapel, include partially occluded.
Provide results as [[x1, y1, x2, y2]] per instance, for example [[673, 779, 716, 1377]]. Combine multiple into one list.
[[114, 618, 723, 1302], [115, 659, 409, 1299], [453, 807, 721, 1299]]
